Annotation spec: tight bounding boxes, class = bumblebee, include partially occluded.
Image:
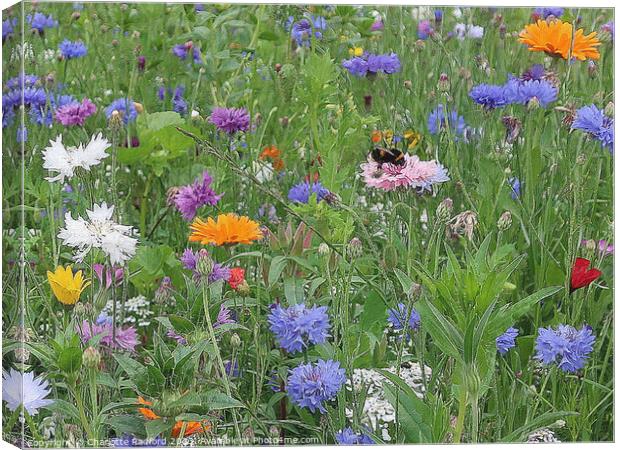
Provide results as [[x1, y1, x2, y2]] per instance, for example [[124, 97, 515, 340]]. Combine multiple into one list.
[[370, 146, 406, 166]]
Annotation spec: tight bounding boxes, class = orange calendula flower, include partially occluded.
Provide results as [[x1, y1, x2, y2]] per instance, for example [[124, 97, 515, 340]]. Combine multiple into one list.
[[519, 20, 601, 61], [371, 130, 382, 143], [189, 213, 263, 246], [137, 397, 208, 438], [260, 145, 284, 170]]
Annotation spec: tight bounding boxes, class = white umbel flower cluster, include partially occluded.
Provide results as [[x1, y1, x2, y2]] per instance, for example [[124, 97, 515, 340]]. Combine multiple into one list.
[[42, 133, 111, 183], [345, 362, 432, 441], [103, 295, 153, 327], [58, 202, 138, 265]]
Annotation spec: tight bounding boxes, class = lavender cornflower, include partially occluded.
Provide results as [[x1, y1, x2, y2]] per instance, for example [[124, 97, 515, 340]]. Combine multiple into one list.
[[3, 18, 16, 42], [209, 107, 250, 134], [504, 78, 558, 107], [342, 52, 401, 77], [172, 42, 202, 64], [572, 104, 614, 152], [288, 181, 330, 204], [172, 171, 222, 220], [55, 98, 97, 126], [508, 177, 521, 200], [600, 21, 614, 39], [26, 13, 58, 34], [370, 18, 384, 32], [105, 98, 137, 124], [469, 84, 509, 109], [428, 104, 467, 137], [335, 428, 375, 445], [387, 303, 421, 340], [268, 303, 330, 353], [581, 239, 614, 256], [417, 20, 433, 39], [533, 8, 564, 20], [290, 15, 327, 47], [78, 316, 139, 352], [535, 324, 595, 373], [496, 327, 519, 355], [520, 64, 546, 82], [59, 39, 87, 59], [214, 304, 236, 328], [5, 74, 39, 90], [209, 263, 231, 283], [166, 329, 187, 345], [181, 248, 230, 283], [287, 359, 346, 413]]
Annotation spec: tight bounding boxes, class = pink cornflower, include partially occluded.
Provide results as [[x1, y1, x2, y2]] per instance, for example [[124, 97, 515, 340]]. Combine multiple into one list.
[[360, 154, 449, 192], [55, 98, 97, 126], [78, 317, 139, 352]]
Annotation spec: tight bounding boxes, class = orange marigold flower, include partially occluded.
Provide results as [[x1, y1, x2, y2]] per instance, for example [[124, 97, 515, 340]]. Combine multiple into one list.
[[371, 130, 382, 143], [260, 145, 285, 170], [519, 20, 600, 61], [137, 397, 209, 438], [189, 213, 263, 246]]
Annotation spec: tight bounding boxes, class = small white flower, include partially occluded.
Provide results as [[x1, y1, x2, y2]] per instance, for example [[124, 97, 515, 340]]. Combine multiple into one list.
[[454, 23, 484, 41], [253, 160, 274, 184], [42, 133, 111, 183], [2, 369, 53, 415], [191, 109, 200, 119], [58, 202, 138, 265]]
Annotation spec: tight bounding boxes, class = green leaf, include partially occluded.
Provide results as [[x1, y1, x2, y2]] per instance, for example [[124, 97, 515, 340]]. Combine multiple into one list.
[[104, 415, 146, 437], [168, 315, 196, 334], [57, 347, 83, 373], [145, 418, 172, 440], [201, 391, 245, 410], [113, 353, 146, 378], [43, 399, 81, 422], [268, 256, 287, 286]]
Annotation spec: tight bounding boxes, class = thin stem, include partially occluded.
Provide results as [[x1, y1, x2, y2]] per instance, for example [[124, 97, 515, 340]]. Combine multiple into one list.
[[453, 387, 468, 443]]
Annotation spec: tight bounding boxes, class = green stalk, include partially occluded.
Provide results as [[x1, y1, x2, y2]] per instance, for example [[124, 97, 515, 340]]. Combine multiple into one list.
[[68, 377, 95, 442], [453, 387, 468, 443]]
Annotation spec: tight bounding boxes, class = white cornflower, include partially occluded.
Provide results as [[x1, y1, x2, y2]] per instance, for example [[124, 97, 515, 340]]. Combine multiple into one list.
[[454, 23, 484, 41], [58, 202, 138, 265], [252, 160, 274, 184], [42, 133, 111, 183], [2, 369, 53, 415]]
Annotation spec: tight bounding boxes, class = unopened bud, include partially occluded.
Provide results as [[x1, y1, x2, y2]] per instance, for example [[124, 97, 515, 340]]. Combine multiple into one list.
[[275, 63, 282, 73], [230, 333, 241, 348], [404, 80, 412, 90], [497, 211, 512, 231], [576, 153, 587, 165], [83, 346, 101, 369], [585, 239, 597, 252], [236, 280, 251, 296], [318, 242, 330, 256], [604, 102, 614, 117], [196, 249, 214, 278], [191, 110, 200, 119], [71, 11, 81, 21], [527, 97, 540, 111], [279, 116, 289, 127], [499, 23, 507, 39], [133, 102, 144, 114], [436, 198, 453, 222], [346, 237, 363, 260], [438, 73, 450, 92], [588, 61, 598, 78]]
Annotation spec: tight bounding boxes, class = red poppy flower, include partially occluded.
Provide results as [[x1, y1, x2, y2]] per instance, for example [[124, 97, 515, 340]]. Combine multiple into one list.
[[228, 267, 245, 290], [570, 258, 602, 292]]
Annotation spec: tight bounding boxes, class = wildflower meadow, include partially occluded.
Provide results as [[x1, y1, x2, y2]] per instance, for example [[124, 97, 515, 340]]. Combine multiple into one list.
[[1, 2, 615, 447]]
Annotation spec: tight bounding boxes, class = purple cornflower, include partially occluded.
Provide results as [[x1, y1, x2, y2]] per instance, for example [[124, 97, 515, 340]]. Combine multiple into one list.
[[224, 359, 240, 378], [5, 74, 39, 90], [469, 84, 509, 109], [209, 263, 231, 283], [335, 428, 375, 445], [508, 177, 521, 200], [600, 21, 614, 38], [287, 359, 346, 413], [78, 316, 139, 352], [172, 42, 202, 64], [434, 10, 443, 24], [214, 304, 236, 328], [172, 171, 222, 220], [3, 18, 17, 41], [59, 39, 87, 59], [572, 105, 614, 152], [181, 248, 230, 283], [504, 78, 558, 107], [290, 15, 327, 47], [532, 8, 564, 20], [93, 264, 123, 289], [581, 239, 614, 256], [55, 98, 97, 126], [17, 126, 27, 143], [105, 98, 137, 124], [520, 64, 546, 82], [30, 93, 76, 126], [258, 203, 279, 224], [268, 303, 330, 353], [342, 52, 401, 77], [387, 303, 421, 340], [209, 107, 250, 134], [535, 324, 595, 373], [417, 20, 434, 39], [287, 181, 330, 204], [166, 329, 187, 345], [427, 104, 467, 137], [26, 12, 58, 34], [496, 327, 519, 355], [370, 19, 384, 32]]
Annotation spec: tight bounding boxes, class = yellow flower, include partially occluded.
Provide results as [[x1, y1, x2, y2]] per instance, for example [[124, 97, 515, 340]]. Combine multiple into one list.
[[348, 47, 364, 57], [404, 129, 422, 149], [189, 213, 263, 246], [518, 20, 600, 61], [47, 266, 90, 305]]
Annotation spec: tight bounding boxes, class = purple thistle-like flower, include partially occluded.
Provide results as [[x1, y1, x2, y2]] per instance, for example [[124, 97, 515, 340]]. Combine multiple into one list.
[[287, 181, 330, 204], [105, 98, 137, 124], [209, 107, 250, 134], [26, 13, 58, 33], [535, 324, 595, 373], [55, 98, 97, 126], [214, 304, 236, 328], [268, 303, 330, 353], [172, 43, 202, 64], [572, 104, 614, 152], [172, 171, 222, 220], [335, 428, 375, 445], [209, 263, 231, 283], [581, 239, 614, 257], [78, 317, 139, 352], [600, 21, 614, 38], [469, 84, 509, 109], [59, 39, 87, 59], [370, 19, 384, 32], [496, 327, 519, 355], [417, 20, 433, 39], [287, 359, 346, 413], [427, 104, 467, 137], [504, 78, 558, 107], [387, 303, 421, 338], [291, 15, 326, 47], [181, 248, 231, 284], [166, 329, 187, 345]]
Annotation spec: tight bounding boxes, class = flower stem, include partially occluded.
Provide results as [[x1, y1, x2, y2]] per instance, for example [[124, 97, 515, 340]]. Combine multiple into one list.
[[453, 387, 468, 443]]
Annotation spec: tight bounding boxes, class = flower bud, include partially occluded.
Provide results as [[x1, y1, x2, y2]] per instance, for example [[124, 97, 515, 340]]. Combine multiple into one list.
[[133, 102, 144, 114], [527, 97, 540, 111], [318, 242, 330, 256], [497, 211, 512, 231], [576, 153, 587, 165], [275, 63, 282, 73], [436, 197, 453, 222], [279, 116, 289, 128], [585, 239, 597, 252], [196, 249, 214, 278], [437, 73, 450, 92], [382, 244, 398, 270], [83, 346, 101, 369], [191, 109, 200, 120], [230, 333, 242, 348], [109, 110, 123, 131], [236, 280, 251, 296], [137, 55, 146, 71], [346, 237, 363, 260], [604, 102, 614, 117], [72, 11, 81, 21], [403, 80, 412, 90], [588, 61, 598, 78]]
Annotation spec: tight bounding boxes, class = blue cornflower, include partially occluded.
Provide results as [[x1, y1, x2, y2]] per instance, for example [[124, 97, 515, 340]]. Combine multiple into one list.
[[427, 104, 467, 137], [5, 74, 39, 90], [469, 84, 509, 109], [172, 43, 202, 64], [335, 428, 375, 445], [59, 39, 87, 59], [520, 64, 546, 82], [342, 57, 368, 77], [26, 12, 58, 34], [287, 359, 346, 413], [288, 181, 330, 204], [533, 8, 564, 19], [3, 18, 16, 41], [535, 324, 595, 373], [417, 20, 433, 40], [105, 98, 137, 124], [496, 327, 519, 355], [572, 104, 614, 152], [291, 15, 327, 47], [508, 177, 521, 200], [387, 303, 421, 339], [268, 303, 330, 353], [30, 93, 77, 126], [17, 126, 27, 143], [504, 78, 558, 107], [342, 52, 400, 77], [434, 9, 443, 24]]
